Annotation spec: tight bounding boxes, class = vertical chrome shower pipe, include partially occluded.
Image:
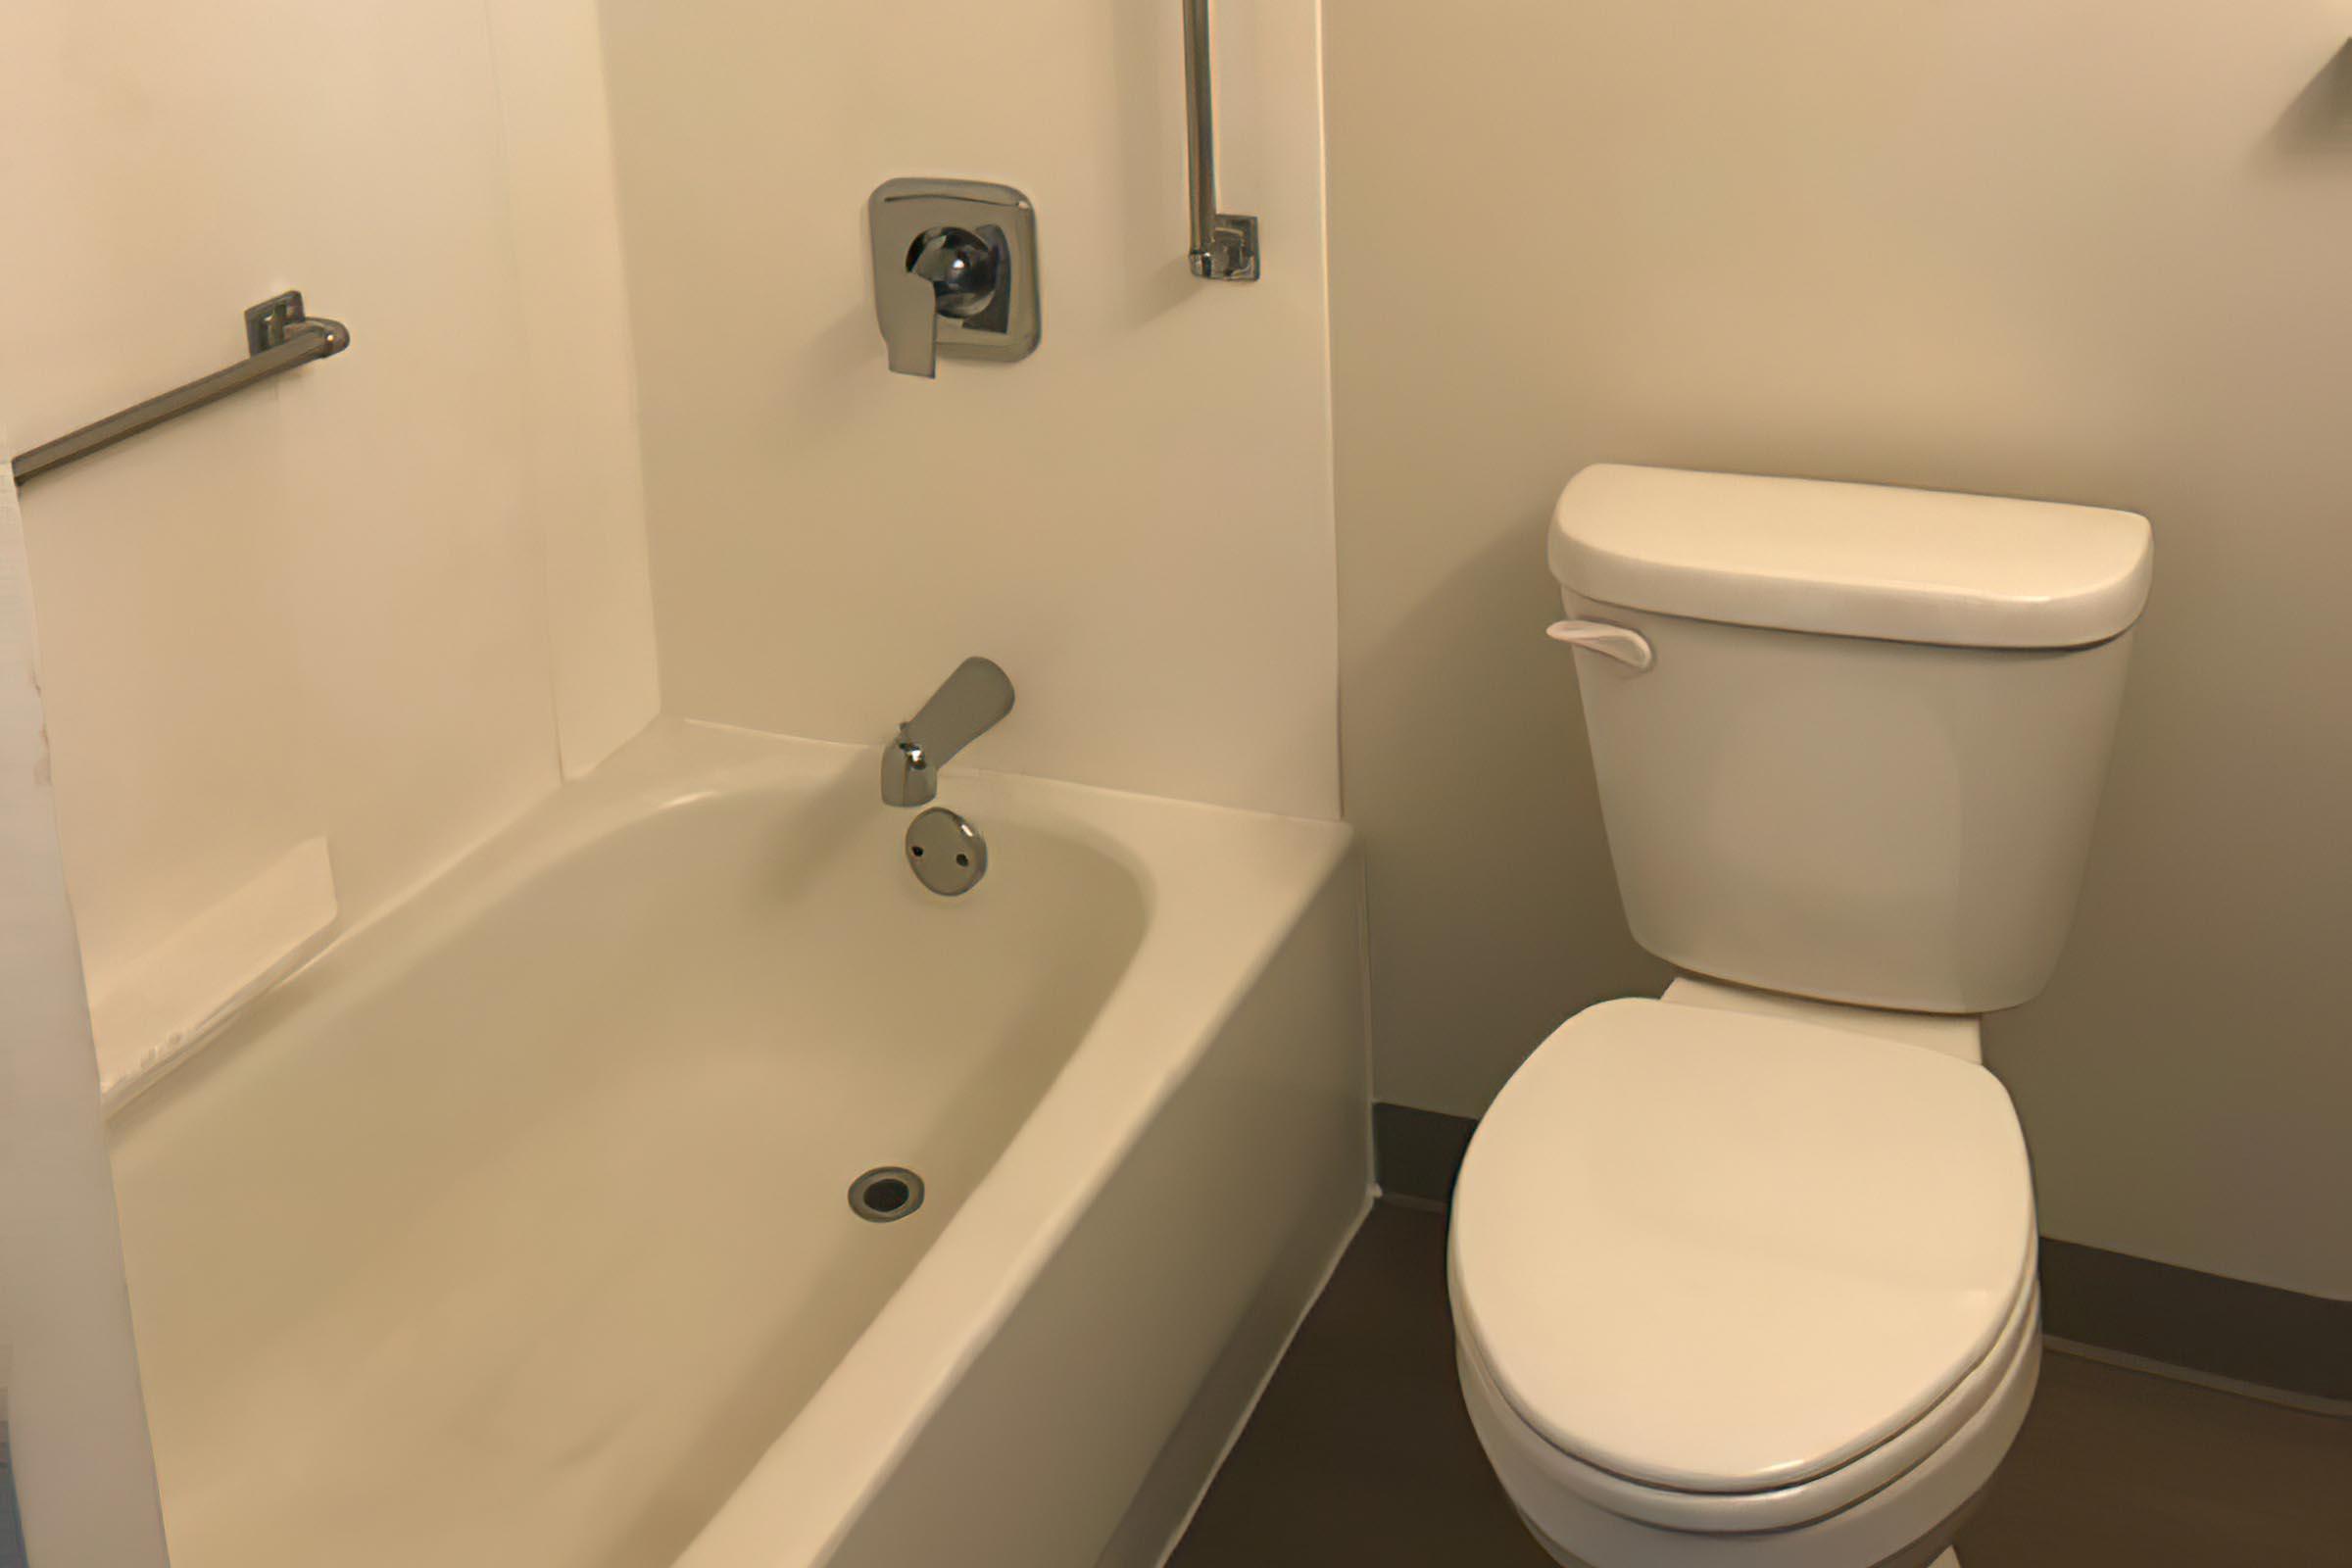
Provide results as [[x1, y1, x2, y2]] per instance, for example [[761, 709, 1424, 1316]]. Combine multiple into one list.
[[1181, 0, 1260, 280]]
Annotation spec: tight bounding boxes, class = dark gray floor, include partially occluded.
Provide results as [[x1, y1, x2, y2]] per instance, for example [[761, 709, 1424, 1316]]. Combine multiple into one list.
[[1170, 1203, 2352, 1568]]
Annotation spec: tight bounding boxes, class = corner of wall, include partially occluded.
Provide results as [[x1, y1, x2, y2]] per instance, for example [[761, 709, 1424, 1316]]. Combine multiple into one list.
[[484, 0, 662, 781]]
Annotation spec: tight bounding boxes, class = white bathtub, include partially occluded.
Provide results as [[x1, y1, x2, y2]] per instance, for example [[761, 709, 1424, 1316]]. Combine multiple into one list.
[[106, 719, 1370, 1568]]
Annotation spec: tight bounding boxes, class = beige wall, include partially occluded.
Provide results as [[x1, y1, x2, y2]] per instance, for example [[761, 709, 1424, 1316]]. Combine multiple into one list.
[[599, 0, 1340, 819], [1327, 1, 2352, 1298], [0, 0, 660, 1017]]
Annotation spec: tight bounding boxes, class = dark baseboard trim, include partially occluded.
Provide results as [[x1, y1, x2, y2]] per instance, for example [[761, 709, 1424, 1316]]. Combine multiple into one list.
[[1371, 1103, 1479, 1209], [2036, 1239, 2350, 1403], [1372, 1101, 2352, 1405]]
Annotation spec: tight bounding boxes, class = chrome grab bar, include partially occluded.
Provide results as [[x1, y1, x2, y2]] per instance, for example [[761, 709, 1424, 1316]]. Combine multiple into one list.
[[1181, 0, 1259, 280], [9, 291, 350, 488]]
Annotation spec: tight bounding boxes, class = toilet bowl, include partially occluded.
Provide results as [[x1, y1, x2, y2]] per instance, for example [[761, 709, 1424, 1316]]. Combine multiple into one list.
[[1450, 991, 2039, 1568], [1452, 466, 2152, 1568]]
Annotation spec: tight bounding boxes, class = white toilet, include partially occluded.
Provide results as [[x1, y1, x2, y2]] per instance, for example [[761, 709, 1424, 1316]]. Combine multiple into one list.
[[1450, 465, 2153, 1568]]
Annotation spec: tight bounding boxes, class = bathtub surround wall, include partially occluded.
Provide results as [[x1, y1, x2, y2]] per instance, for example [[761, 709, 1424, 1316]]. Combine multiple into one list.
[[0, 461, 172, 1566], [485, 0, 662, 779], [1325, 2, 2352, 1300], [0, 0, 659, 1041], [599, 0, 1342, 820]]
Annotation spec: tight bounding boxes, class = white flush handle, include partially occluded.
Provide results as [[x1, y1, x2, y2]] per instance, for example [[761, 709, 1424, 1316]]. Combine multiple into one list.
[[1546, 618, 1653, 671]]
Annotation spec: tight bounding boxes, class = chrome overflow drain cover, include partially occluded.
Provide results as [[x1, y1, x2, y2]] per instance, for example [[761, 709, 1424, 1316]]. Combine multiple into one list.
[[849, 1166, 925, 1223], [906, 807, 987, 896]]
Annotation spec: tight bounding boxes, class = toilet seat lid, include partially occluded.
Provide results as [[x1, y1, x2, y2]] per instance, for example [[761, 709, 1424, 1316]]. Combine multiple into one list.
[[1449, 999, 2034, 1496]]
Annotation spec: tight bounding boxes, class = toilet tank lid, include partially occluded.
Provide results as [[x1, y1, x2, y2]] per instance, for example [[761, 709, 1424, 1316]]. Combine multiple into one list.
[[1549, 465, 2153, 649]]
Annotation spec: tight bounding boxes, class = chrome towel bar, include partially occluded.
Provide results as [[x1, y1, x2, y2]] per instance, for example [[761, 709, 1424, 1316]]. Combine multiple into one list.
[[1181, 0, 1259, 280], [9, 291, 350, 488]]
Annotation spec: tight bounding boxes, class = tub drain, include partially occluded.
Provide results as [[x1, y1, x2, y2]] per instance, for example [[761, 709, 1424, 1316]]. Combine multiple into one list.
[[849, 1166, 925, 1223]]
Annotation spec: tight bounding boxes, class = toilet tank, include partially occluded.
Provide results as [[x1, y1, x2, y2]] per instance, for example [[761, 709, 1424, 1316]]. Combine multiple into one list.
[[1550, 466, 2152, 1014]]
